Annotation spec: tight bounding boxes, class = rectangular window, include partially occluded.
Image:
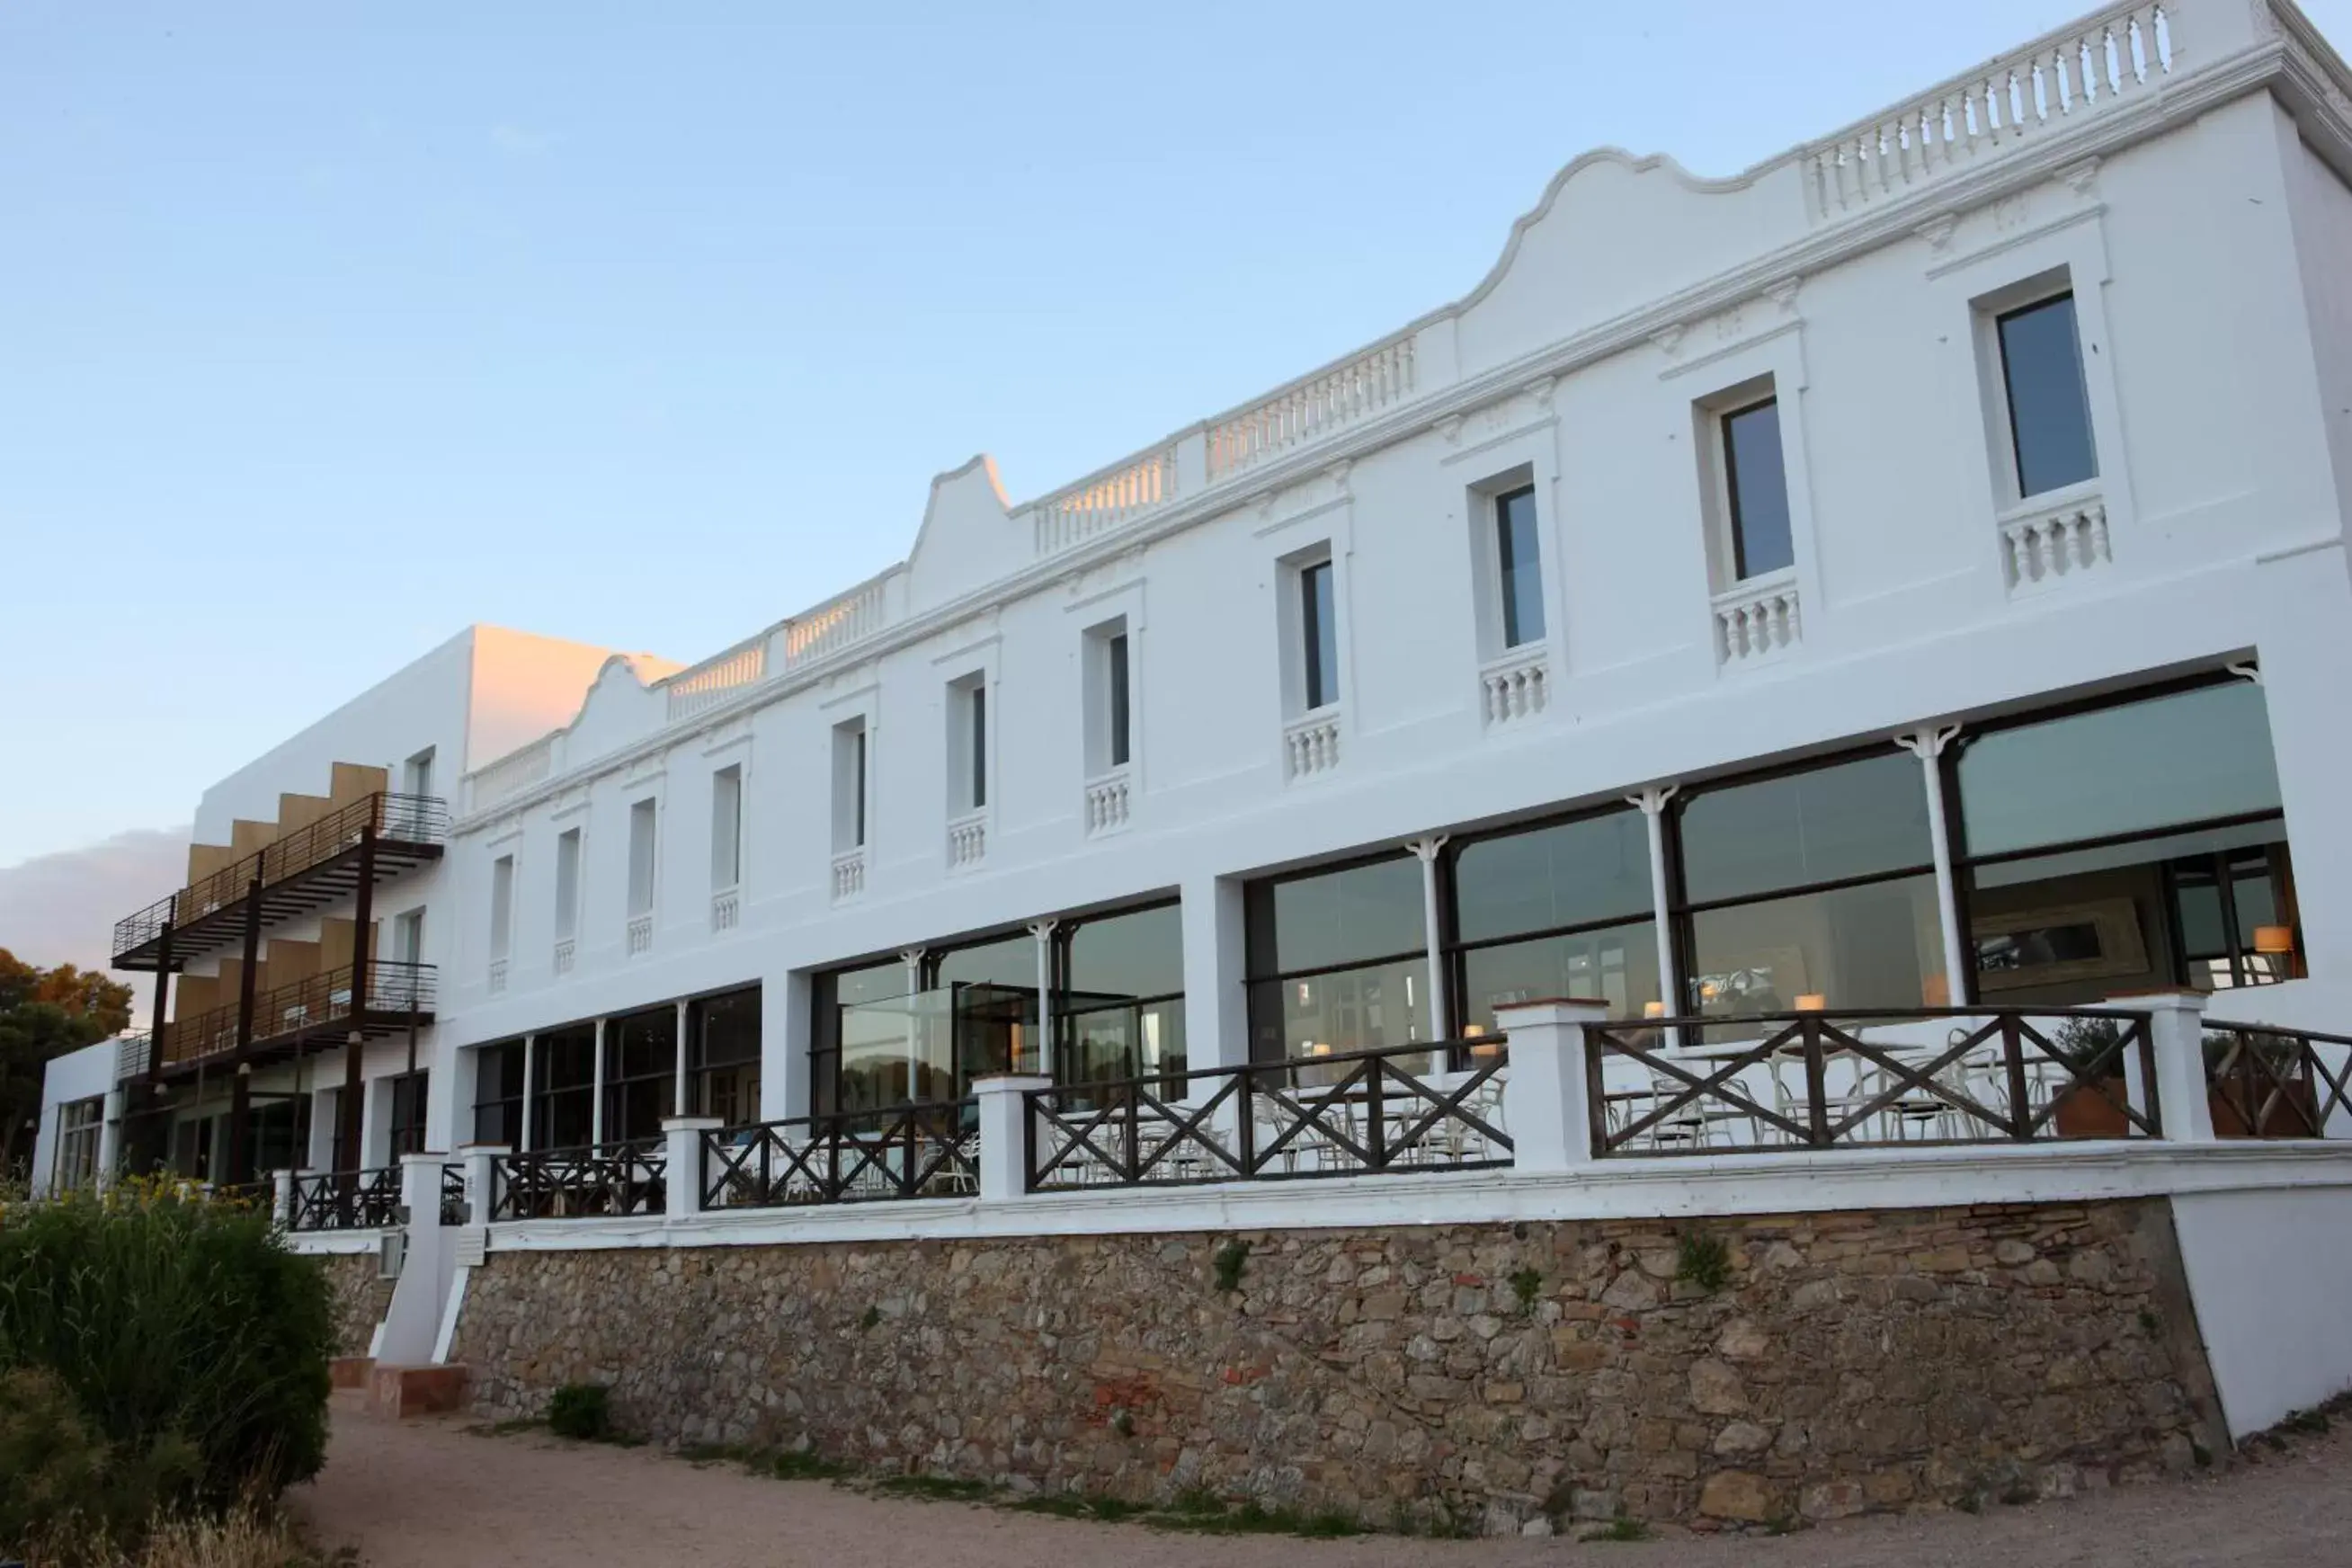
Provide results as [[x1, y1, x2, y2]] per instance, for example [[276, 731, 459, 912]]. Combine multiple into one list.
[[472, 1041, 526, 1147], [1057, 902, 1187, 1089], [854, 730, 869, 845], [626, 798, 657, 916], [394, 908, 424, 966], [1997, 292, 2098, 497], [532, 1025, 596, 1151], [553, 829, 581, 941], [1494, 486, 1545, 647], [1108, 633, 1132, 768], [386, 1071, 430, 1159], [602, 1006, 677, 1148], [1301, 559, 1339, 710], [688, 986, 762, 1124], [1722, 397, 1794, 581], [833, 721, 869, 851], [402, 746, 435, 800], [969, 686, 987, 810], [710, 765, 743, 891], [488, 856, 514, 962], [1243, 855, 1431, 1064], [52, 1097, 102, 1192]]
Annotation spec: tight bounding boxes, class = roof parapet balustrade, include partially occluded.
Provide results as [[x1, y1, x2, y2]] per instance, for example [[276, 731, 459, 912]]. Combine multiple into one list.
[[111, 792, 449, 972], [153, 959, 437, 1077]]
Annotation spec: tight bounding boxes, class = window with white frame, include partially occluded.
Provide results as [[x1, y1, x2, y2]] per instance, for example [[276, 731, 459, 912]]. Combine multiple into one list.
[[394, 907, 424, 966], [1703, 382, 1794, 585], [710, 764, 743, 892], [52, 1096, 102, 1192], [402, 746, 435, 800], [626, 798, 657, 917], [1287, 551, 1340, 713], [832, 719, 869, 851], [554, 828, 582, 943], [1989, 281, 2098, 500], [946, 674, 988, 815], [1083, 619, 1134, 775], [488, 856, 514, 963]]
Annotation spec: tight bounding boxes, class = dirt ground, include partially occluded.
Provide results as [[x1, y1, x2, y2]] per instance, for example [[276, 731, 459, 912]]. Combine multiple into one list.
[[298, 1397, 2352, 1567]]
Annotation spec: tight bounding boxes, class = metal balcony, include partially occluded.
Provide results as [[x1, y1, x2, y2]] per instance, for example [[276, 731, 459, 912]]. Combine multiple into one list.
[[152, 959, 438, 1079]]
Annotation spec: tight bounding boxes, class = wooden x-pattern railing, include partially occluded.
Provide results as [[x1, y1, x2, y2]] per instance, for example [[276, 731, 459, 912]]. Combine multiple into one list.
[[1025, 1039, 1510, 1191], [1588, 1008, 2160, 1156], [492, 1143, 666, 1220], [699, 1101, 977, 1209], [290, 1167, 402, 1231], [2206, 1025, 2352, 1139]]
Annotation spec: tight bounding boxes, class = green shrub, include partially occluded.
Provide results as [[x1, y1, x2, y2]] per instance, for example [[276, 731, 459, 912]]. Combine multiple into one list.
[[1211, 1238, 1252, 1293], [1675, 1231, 1733, 1293], [0, 1183, 332, 1510], [0, 1367, 203, 1561], [547, 1383, 611, 1442]]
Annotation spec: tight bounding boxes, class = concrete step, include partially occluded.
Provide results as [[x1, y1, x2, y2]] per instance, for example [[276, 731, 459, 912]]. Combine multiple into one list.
[[329, 1356, 375, 1391], [363, 1362, 468, 1420]]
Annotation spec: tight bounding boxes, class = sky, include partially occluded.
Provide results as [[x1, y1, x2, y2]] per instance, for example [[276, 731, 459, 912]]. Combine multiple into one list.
[[4, 1, 2350, 917]]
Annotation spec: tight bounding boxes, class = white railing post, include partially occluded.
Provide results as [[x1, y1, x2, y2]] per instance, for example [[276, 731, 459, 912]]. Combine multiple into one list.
[[2124, 991, 2215, 1143], [663, 1117, 722, 1221], [974, 1074, 1051, 1203], [398, 1153, 442, 1233], [465, 1145, 508, 1225], [1497, 1000, 1612, 1172], [272, 1167, 297, 1228]]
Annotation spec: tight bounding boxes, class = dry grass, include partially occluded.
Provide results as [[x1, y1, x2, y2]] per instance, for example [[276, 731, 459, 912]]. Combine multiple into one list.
[[21, 1509, 334, 1568]]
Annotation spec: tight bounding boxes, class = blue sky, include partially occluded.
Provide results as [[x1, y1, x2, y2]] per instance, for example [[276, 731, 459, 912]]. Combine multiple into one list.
[[5, 1, 2348, 876]]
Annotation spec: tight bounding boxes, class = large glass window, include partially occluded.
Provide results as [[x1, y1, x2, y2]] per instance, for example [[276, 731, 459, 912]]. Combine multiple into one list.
[[1677, 753, 1938, 1019], [1245, 856, 1430, 1064], [385, 1071, 430, 1159], [814, 958, 913, 1114], [1958, 680, 2294, 1003], [602, 1007, 676, 1148], [249, 1094, 308, 1181], [1494, 486, 1545, 648], [1450, 808, 1659, 1029], [1722, 397, 1793, 581], [1997, 292, 2098, 497], [52, 1097, 102, 1193], [473, 1040, 526, 1147], [533, 1024, 596, 1151], [1058, 903, 1185, 1086], [690, 986, 762, 1125]]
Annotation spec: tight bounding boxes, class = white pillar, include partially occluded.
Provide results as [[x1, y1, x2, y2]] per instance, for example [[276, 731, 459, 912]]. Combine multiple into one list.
[[1626, 785, 1680, 1025], [1896, 725, 1970, 1008], [662, 1117, 723, 1221], [973, 1073, 1050, 1203], [463, 1145, 507, 1225], [1180, 875, 1250, 1071], [97, 1088, 124, 1192], [899, 948, 926, 1100], [1497, 999, 1611, 1172], [2130, 991, 2216, 1144], [673, 998, 690, 1118], [1408, 836, 1450, 1043], [1029, 921, 1059, 1079], [272, 1166, 297, 1228], [589, 1017, 607, 1149], [519, 1033, 537, 1154]]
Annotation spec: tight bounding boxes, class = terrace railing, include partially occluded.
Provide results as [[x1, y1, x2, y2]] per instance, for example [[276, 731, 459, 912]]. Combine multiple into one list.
[[490, 1142, 667, 1221], [1585, 1008, 2160, 1156], [439, 1161, 470, 1226], [156, 959, 437, 1071], [2205, 1025, 2352, 1140], [699, 1100, 978, 1210], [290, 1167, 403, 1232], [1025, 1038, 1510, 1191]]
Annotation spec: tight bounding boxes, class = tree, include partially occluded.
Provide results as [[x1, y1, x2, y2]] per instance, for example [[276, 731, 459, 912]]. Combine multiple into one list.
[[0, 949, 135, 1177]]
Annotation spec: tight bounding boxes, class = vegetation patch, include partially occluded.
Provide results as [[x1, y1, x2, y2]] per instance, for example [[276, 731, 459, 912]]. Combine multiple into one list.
[[1675, 1230, 1733, 1293], [1509, 1266, 1544, 1314], [871, 1474, 995, 1502], [545, 1383, 612, 1443], [1211, 1238, 1252, 1294]]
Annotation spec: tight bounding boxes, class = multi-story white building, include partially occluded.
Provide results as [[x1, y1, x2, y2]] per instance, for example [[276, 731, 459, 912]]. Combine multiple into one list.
[[28, 0, 2352, 1491]]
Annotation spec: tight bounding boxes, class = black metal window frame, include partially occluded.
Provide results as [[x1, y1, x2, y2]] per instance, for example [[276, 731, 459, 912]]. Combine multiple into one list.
[[687, 983, 763, 1122], [601, 1005, 677, 1147], [1241, 847, 1435, 1065], [385, 1069, 430, 1159], [472, 1038, 527, 1147], [531, 1024, 597, 1151]]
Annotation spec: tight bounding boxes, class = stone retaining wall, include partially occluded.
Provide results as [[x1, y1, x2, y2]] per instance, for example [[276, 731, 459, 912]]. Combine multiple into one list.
[[317, 1252, 393, 1359], [452, 1199, 2223, 1533]]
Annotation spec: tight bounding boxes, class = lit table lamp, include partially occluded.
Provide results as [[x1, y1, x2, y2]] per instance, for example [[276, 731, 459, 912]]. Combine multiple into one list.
[[2252, 925, 2295, 984], [1794, 993, 1828, 1012]]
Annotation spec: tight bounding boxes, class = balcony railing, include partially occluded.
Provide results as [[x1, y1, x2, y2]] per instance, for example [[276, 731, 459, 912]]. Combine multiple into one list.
[[701, 1101, 978, 1209], [491, 1143, 667, 1221], [156, 959, 437, 1073], [2205, 1024, 2352, 1139], [111, 791, 449, 969], [290, 1167, 403, 1232], [1026, 1039, 1511, 1191], [1584, 1007, 2160, 1155]]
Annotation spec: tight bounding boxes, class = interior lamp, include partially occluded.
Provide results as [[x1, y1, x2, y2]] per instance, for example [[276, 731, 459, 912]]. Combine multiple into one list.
[[1794, 993, 1828, 1012]]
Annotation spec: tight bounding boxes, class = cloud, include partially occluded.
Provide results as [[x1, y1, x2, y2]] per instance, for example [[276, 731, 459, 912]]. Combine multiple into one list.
[[0, 827, 191, 1017], [490, 123, 558, 158]]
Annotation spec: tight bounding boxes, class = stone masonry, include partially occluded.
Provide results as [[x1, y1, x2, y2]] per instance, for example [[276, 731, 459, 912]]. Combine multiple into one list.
[[452, 1199, 2223, 1533], [317, 1252, 393, 1359]]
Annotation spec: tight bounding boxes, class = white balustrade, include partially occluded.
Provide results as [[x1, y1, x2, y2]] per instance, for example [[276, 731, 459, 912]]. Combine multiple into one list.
[[1283, 711, 1343, 780], [625, 913, 653, 957], [779, 574, 895, 671], [1208, 338, 1417, 482], [1083, 769, 1131, 837], [664, 639, 767, 722], [487, 957, 508, 995], [832, 848, 867, 903], [947, 811, 988, 869], [1030, 450, 1176, 557], [2000, 496, 2111, 590], [1713, 576, 1804, 666], [710, 887, 741, 932], [1479, 646, 1550, 726], [553, 938, 575, 976], [468, 737, 554, 811], [1804, 2, 2173, 221]]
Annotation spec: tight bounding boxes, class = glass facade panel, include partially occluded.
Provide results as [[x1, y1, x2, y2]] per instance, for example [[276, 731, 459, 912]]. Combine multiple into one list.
[[472, 1040, 525, 1146], [1998, 293, 2098, 497], [533, 1025, 596, 1151], [690, 986, 762, 1124], [1248, 957, 1432, 1064], [386, 1072, 430, 1159], [1065, 904, 1183, 1003], [1454, 811, 1650, 944], [53, 1097, 102, 1192], [1061, 997, 1188, 1087], [1496, 486, 1545, 647], [1689, 875, 1945, 1015], [1252, 856, 1425, 976], [1458, 920, 1660, 1030], [603, 1007, 677, 1145], [1680, 753, 1931, 906], [1958, 682, 2281, 859], [1724, 398, 1793, 580]]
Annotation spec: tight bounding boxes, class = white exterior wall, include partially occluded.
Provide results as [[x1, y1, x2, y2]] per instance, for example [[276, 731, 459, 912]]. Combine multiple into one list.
[[2170, 1184, 2352, 1436], [27, 1040, 112, 1197], [432, 10, 2352, 1118]]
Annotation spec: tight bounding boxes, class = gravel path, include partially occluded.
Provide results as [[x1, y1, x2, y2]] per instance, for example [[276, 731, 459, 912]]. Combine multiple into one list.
[[298, 1399, 2352, 1567]]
